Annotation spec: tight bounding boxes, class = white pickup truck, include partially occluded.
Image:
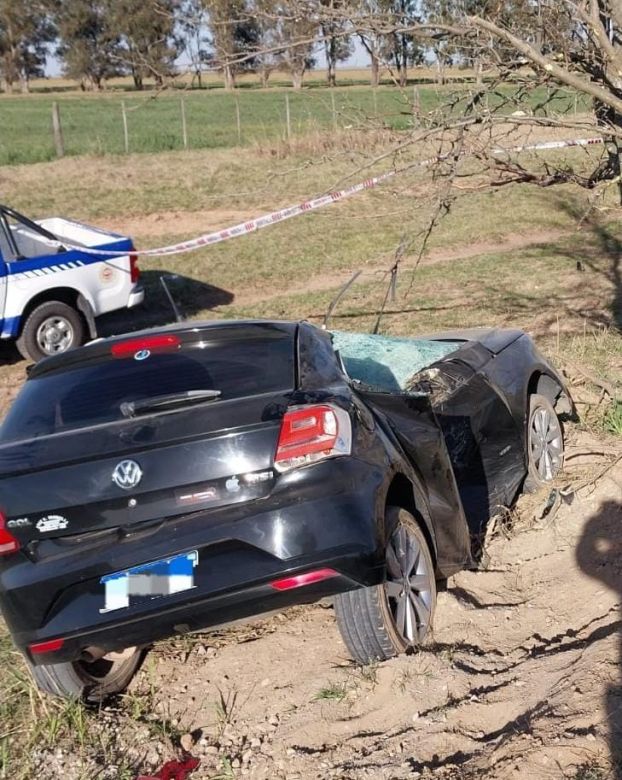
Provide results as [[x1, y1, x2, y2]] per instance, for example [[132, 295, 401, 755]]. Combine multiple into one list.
[[0, 205, 144, 362]]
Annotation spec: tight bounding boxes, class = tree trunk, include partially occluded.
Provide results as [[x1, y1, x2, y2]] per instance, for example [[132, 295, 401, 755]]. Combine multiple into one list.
[[327, 60, 336, 87], [326, 36, 336, 87], [223, 63, 236, 90], [19, 75, 29, 94], [370, 52, 379, 88], [399, 33, 408, 88], [475, 58, 483, 87], [291, 68, 304, 90], [435, 55, 445, 86]]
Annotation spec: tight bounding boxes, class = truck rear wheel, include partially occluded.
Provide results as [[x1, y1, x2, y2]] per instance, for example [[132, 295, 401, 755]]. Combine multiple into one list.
[[16, 301, 85, 362]]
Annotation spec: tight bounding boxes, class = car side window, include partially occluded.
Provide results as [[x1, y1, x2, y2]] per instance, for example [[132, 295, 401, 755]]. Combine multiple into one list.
[[0, 216, 17, 262], [0, 210, 60, 261]]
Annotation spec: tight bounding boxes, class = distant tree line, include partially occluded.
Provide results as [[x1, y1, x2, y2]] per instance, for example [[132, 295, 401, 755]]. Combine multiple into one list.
[[0, 0, 478, 93], [1, 0, 621, 128]]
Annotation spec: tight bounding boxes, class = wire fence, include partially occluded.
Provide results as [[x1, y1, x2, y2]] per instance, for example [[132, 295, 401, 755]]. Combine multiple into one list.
[[0, 86, 590, 166]]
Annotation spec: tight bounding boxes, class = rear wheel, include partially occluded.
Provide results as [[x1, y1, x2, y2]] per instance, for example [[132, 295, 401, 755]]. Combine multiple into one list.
[[334, 507, 436, 665], [524, 393, 564, 492], [28, 647, 143, 703], [16, 300, 85, 362]]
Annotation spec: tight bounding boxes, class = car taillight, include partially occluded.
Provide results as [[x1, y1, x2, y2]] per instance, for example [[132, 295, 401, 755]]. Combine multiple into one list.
[[0, 510, 19, 556], [130, 252, 140, 283], [274, 404, 352, 472]]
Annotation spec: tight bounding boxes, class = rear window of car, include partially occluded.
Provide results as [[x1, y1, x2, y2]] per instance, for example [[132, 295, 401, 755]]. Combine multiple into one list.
[[0, 333, 294, 442]]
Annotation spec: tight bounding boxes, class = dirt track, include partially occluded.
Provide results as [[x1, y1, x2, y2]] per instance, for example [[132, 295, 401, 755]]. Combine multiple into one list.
[[90, 434, 619, 780]]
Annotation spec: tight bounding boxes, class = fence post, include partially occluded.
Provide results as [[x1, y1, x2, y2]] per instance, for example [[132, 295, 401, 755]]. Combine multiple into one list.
[[285, 93, 291, 141], [180, 98, 188, 149], [235, 93, 242, 145], [412, 86, 420, 128], [51, 101, 64, 158], [121, 100, 129, 154]]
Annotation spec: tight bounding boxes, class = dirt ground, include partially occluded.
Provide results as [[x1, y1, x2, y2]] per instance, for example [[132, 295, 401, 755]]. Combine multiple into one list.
[[33, 431, 615, 780]]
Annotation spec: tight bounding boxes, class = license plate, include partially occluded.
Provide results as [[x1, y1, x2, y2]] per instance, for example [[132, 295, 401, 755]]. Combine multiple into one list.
[[100, 550, 198, 613]]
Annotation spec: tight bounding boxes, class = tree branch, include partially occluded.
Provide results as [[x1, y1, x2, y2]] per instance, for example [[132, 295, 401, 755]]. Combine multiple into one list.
[[467, 14, 622, 116]]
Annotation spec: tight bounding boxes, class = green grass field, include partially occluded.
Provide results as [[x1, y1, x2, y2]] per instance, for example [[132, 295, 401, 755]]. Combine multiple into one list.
[[0, 83, 588, 165]]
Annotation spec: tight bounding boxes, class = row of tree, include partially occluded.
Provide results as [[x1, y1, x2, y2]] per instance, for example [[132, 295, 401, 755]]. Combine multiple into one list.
[[0, 0, 492, 93], [0, 0, 178, 92]]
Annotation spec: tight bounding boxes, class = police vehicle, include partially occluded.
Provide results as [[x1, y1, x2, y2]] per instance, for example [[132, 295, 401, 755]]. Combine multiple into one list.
[[0, 204, 144, 362]]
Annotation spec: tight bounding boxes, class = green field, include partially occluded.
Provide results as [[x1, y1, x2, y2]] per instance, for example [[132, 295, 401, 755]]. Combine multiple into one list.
[[0, 84, 588, 165]]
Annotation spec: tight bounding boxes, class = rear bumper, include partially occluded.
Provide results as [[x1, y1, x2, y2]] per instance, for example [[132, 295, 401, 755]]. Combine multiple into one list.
[[0, 458, 386, 664], [26, 558, 373, 665], [127, 286, 145, 308]]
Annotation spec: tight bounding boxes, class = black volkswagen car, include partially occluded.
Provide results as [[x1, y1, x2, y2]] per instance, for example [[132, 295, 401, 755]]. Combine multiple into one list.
[[0, 320, 571, 701]]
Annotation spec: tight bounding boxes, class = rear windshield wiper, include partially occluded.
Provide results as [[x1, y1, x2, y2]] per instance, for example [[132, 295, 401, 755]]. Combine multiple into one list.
[[120, 389, 221, 418]]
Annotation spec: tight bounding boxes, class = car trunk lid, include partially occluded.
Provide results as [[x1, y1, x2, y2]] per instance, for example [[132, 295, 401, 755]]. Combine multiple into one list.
[[0, 323, 296, 546]]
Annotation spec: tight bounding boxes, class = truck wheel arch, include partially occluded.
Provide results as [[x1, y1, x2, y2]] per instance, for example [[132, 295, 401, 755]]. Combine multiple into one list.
[[18, 288, 96, 340]]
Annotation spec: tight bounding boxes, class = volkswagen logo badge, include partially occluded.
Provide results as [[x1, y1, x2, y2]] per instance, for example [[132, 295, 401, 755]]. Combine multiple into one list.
[[112, 459, 143, 490]]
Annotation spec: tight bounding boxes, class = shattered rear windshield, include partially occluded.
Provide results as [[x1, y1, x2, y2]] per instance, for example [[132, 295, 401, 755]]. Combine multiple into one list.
[[0, 334, 294, 441]]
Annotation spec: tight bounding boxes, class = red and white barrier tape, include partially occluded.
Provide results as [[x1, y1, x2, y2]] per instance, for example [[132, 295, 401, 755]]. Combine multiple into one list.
[[492, 136, 604, 154], [54, 136, 605, 258]]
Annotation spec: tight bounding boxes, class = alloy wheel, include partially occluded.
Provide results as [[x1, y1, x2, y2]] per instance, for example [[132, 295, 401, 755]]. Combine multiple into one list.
[[384, 524, 434, 644], [529, 405, 563, 481]]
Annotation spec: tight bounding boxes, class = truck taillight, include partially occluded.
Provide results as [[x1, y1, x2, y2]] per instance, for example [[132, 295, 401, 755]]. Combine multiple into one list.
[[129, 252, 140, 283], [0, 510, 19, 556], [274, 404, 352, 473]]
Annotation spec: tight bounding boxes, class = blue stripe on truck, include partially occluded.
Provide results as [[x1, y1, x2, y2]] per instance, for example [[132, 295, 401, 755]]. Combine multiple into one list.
[[5, 238, 133, 278]]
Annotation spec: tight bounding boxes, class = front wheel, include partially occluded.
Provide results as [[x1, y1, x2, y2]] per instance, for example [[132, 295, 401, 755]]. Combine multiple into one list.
[[16, 300, 85, 362], [524, 393, 564, 492], [28, 647, 143, 703], [334, 507, 436, 665]]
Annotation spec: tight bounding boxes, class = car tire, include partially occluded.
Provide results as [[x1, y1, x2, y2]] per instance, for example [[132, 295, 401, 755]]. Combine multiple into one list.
[[524, 393, 564, 492], [16, 301, 85, 362], [334, 506, 436, 665], [28, 648, 143, 703]]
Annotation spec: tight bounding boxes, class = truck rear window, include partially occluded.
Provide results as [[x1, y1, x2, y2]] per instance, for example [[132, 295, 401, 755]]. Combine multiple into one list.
[[0, 334, 294, 442]]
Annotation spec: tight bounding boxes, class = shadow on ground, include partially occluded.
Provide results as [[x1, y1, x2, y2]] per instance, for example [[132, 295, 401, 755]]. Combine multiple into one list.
[[577, 498, 622, 779], [555, 197, 622, 331], [88, 270, 233, 338]]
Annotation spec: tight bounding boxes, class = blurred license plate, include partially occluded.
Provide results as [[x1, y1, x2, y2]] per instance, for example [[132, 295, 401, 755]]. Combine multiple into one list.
[[100, 550, 198, 613]]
